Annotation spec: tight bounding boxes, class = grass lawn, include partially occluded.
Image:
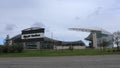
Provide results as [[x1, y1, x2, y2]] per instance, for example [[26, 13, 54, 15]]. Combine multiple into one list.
[[0, 49, 120, 57]]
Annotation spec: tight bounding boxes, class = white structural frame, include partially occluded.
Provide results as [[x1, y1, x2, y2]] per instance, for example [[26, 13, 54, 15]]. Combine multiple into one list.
[[68, 28, 101, 48]]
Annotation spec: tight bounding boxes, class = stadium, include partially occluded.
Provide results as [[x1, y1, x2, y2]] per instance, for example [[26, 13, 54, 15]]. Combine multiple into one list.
[[8, 27, 113, 50]]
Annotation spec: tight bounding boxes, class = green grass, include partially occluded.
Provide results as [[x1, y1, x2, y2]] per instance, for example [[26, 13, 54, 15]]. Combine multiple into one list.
[[0, 49, 120, 57]]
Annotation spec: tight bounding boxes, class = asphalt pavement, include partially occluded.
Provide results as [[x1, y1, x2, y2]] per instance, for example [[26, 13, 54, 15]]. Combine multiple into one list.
[[0, 55, 120, 68]]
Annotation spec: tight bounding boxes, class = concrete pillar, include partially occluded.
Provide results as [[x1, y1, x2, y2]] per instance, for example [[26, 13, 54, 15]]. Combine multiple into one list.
[[23, 42, 26, 50], [92, 32, 97, 48], [53, 45, 57, 50], [36, 42, 40, 49]]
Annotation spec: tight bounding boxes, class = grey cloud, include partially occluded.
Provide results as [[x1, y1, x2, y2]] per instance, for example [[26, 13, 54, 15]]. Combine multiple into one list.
[[0, 0, 39, 9], [93, 7, 102, 15], [75, 16, 80, 20], [87, 7, 102, 18], [32, 22, 46, 28], [0, 0, 120, 44], [5, 24, 16, 31]]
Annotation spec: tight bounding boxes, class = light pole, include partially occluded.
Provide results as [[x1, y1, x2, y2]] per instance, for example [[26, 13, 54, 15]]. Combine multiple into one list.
[[51, 32, 55, 50]]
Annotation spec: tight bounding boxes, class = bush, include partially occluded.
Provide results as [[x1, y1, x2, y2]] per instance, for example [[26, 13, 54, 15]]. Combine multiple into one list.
[[0, 43, 24, 53], [2, 45, 9, 53], [69, 46, 73, 51], [14, 43, 24, 53], [8, 46, 16, 53], [0, 46, 3, 53], [2, 45, 16, 53]]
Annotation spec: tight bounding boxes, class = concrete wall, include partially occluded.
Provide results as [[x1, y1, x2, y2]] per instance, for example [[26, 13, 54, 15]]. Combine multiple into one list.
[[55, 46, 86, 50]]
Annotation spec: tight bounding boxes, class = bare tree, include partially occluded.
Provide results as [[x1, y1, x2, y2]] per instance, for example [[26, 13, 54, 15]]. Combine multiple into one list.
[[4, 34, 10, 46], [98, 39, 109, 50], [113, 31, 120, 50]]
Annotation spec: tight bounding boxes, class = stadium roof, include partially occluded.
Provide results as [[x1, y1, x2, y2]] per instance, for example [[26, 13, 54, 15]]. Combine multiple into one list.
[[22, 27, 44, 31], [69, 27, 112, 35], [85, 27, 112, 35]]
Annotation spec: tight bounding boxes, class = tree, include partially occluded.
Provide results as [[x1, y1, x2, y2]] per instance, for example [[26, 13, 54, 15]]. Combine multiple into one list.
[[99, 39, 109, 50], [13, 43, 24, 53], [113, 31, 120, 50], [4, 34, 10, 46]]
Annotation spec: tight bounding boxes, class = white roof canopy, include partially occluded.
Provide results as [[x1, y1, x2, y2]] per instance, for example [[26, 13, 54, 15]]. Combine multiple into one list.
[[69, 27, 112, 35]]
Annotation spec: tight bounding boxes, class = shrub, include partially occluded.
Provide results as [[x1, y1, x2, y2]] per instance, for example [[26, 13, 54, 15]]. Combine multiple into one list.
[[0, 46, 3, 53], [0, 43, 24, 53], [2, 45, 9, 53], [14, 43, 24, 53], [69, 46, 73, 51], [8, 46, 16, 53], [2, 45, 15, 53]]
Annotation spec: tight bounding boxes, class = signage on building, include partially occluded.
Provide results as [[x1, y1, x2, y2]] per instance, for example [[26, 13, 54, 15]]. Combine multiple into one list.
[[21, 27, 45, 41], [21, 33, 44, 39]]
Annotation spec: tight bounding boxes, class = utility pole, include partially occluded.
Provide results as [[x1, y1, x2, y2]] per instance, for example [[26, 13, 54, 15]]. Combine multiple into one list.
[[51, 32, 55, 50]]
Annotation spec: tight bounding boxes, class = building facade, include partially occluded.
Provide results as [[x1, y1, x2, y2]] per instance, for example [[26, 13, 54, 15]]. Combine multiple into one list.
[[10, 27, 85, 50], [85, 30, 113, 48]]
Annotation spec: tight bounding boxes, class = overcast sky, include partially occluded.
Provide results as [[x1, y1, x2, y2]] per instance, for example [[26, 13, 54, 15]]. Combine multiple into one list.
[[0, 0, 120, 44]]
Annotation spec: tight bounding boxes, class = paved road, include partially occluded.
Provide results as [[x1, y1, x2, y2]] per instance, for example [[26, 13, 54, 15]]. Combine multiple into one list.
[[0, 55, 120, 68]]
